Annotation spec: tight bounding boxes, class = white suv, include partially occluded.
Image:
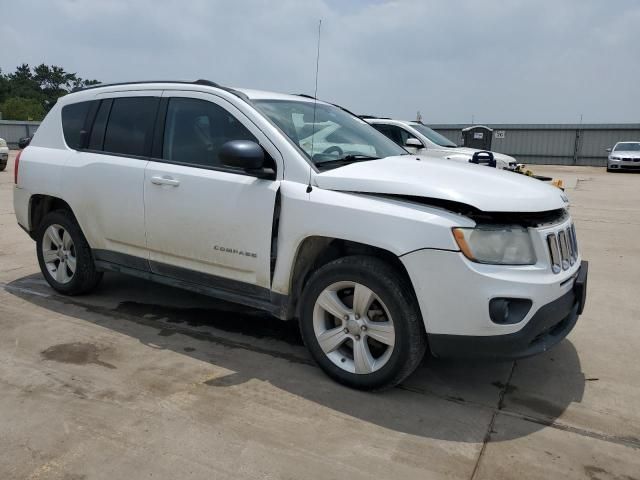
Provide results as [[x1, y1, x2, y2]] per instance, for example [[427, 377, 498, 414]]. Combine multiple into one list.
[[13, 80, 588, 390], [365, 118, 517, 170]]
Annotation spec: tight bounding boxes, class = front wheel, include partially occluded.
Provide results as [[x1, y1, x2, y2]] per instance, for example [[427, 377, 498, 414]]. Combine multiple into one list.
[[36, 210, 103, 295], [299, 256, 426, 391]]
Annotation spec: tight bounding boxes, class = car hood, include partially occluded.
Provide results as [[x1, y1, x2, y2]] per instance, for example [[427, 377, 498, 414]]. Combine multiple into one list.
[[314, 155, 567, 213], [612, 151, 640, 158]]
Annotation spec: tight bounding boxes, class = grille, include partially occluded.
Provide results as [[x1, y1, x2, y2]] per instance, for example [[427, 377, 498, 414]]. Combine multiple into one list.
[[546, 223, 578, 274]]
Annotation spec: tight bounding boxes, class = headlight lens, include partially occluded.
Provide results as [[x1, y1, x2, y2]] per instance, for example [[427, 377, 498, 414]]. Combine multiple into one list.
[[611, 156, 622, 160], [453, 226, 536, 265]]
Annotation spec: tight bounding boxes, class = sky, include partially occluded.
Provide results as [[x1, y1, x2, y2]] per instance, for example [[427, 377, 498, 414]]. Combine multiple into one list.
[[1, 0, 639, 124]]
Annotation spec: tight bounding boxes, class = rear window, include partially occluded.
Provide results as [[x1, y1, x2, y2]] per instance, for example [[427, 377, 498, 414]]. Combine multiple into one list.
[[61, 101, 93, 149], [103, 97, 158, 157]]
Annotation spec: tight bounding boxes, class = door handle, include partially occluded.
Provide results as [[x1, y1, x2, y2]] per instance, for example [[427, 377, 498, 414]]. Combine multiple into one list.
[[150, 176, 180, 187]]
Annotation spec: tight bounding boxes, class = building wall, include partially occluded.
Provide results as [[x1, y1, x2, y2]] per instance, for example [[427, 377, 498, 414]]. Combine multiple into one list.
[[431, 124, 640, 166], [0, 121, 40, 148]]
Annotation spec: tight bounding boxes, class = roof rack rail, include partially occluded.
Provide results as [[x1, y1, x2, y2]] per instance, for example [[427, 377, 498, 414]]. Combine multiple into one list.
[[71, 79, 222, 93], [193, 79, 221, 87]]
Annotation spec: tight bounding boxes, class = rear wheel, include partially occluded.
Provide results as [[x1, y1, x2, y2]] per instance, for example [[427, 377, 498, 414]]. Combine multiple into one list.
[[299, 256, 426, 390], [36, 210, 103, 295]]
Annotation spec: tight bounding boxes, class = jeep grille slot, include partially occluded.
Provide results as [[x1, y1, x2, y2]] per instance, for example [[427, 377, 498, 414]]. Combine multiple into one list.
[[547, 234, 561, 274], [547, 223, 578, 274]]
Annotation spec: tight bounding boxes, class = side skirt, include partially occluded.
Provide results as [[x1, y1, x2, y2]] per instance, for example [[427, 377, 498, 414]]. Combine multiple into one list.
[[93, 250, 289, 319]]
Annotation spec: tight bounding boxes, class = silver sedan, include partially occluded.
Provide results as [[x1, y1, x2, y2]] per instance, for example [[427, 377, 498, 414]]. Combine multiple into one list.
[[607, 142, 640, 172]]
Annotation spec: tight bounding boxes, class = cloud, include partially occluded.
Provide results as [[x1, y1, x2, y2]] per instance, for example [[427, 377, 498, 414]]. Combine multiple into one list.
[[1, 0, 639, 123]]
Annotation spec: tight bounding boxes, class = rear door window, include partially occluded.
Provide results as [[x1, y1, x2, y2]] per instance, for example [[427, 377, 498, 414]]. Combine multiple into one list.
[[103, 97, 159, 157], [88, 99, 112, 151], [61, 101, 94, 149]]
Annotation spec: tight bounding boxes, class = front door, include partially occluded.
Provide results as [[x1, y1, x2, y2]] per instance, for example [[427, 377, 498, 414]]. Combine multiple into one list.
[[143, 92, 281, 295]]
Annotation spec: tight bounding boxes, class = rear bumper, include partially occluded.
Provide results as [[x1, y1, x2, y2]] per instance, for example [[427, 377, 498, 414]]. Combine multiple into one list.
[[428, 261, 588, 360], [13, 185, 31, 232]]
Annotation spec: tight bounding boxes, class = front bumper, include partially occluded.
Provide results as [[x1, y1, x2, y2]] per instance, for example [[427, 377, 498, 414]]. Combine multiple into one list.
[[428, 261, 588, 359], [609, 158, 640, 170]]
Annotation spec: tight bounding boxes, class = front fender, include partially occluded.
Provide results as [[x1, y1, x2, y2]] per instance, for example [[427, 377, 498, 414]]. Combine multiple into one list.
[[270, 181, 470, 294]]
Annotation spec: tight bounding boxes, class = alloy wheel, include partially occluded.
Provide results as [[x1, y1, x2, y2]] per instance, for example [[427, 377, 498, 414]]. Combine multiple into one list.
[[312, 281, 395, 374], [42, 224, 76, 284]]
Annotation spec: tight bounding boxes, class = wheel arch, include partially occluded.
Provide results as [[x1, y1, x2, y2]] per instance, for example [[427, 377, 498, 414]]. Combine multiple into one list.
[[28, 194, 76, 239], [283, 236, 419, 321]]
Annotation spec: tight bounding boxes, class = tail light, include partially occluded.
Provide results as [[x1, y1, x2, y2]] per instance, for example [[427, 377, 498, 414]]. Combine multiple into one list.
[[14, 149, 23, 185]]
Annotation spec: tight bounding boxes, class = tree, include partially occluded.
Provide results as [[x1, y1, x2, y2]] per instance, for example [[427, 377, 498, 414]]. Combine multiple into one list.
[[0, 97, 45, 121], [0, 64, 99, 120]]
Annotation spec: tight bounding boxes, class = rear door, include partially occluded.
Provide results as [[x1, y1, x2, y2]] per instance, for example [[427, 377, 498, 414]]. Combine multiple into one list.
[[143, 91, 281, 294], [62, 92, 160, 267]]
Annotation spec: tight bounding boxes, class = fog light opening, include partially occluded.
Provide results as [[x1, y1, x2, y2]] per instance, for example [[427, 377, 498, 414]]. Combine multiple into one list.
[[489, 298, 532, 325]]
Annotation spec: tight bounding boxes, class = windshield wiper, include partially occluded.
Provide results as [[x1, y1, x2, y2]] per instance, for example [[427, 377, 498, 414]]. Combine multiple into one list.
[[315, 154, 380, 167]]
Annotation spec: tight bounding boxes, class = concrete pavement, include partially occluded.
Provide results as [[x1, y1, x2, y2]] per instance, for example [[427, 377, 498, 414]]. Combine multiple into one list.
[[0, 153, 638, 479]]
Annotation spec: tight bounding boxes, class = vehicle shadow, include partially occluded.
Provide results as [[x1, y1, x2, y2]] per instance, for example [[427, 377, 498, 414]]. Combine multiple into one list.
[[6, 272, 586, 443]]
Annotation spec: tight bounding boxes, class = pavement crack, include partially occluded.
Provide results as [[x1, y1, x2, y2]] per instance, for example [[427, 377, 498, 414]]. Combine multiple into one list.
[[499, 409, 640, 450], [470, 360, 517, 480]]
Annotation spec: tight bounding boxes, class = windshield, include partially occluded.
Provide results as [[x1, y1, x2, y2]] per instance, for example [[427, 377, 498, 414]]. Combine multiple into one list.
[[614, 142, 640, 152], [409, 123, 457, 147], [253, 100, 407, 166]]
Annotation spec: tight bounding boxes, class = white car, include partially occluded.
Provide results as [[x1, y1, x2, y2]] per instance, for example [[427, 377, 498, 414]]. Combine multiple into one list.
[[0, 138, 9, 172], [13, 80, 588, 390], [365, 118, 517, 170], [606, 141, 640, 172]]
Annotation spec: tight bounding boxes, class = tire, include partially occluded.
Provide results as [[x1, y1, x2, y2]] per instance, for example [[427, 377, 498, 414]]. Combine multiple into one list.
[[0, 161, 6, 172], [299, 255, 427, 391], [36, 210, 103, 295]]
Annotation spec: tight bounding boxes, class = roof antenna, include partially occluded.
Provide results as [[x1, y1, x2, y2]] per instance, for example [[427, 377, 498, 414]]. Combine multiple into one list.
[[307, 19, 322, 194]]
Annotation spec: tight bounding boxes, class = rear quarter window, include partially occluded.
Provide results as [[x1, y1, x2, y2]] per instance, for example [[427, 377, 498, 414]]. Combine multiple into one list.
[[61, 101, 93, 149]]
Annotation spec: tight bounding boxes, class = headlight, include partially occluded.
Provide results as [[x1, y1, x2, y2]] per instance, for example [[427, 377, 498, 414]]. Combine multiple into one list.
[[452, 226, 536, 265], [611, 156, 622, 160]]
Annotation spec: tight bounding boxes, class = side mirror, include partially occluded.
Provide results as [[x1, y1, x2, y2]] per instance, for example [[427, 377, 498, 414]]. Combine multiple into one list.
[[605, 148, 612, 153], [405, 137, 423, 148], [220, 140, 265, 170]]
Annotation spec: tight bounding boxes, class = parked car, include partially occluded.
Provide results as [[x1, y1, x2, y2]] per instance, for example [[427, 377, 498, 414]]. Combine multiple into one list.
[[0, 138, 9, 171], [364, 117, 517, 171], [13, 80, 588, 390], [606, 142, 640, 172], [18, 135, 33, 149]]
